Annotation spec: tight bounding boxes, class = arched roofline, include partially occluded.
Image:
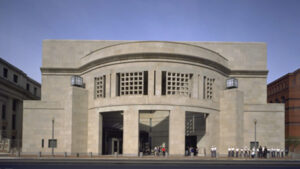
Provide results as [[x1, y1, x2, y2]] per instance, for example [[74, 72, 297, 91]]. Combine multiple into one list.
[[81, 41, 228, 61]]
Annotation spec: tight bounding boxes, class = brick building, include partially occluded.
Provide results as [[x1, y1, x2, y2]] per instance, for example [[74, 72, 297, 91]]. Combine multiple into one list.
[[267, 68, 300, 151]]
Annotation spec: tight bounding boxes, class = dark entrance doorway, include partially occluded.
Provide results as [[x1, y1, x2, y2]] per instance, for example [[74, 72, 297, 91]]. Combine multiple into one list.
[[185, 112, 207, 155], [186, 135, 197, 148], [139, 110, 169, 155], [102, 111, 123, 155]]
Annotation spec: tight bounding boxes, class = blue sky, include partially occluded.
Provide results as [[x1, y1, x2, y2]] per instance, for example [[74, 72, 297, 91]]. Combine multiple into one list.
[[0, 0, 299, 83]]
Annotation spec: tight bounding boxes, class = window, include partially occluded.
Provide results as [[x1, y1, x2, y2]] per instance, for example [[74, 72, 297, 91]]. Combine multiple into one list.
[[12, 114, 16, 130], [13, 74, 18, 83], [95, 75, 106, 98], [34, 87, 37, 95], [41, 139, 44, 148], [1, 105, 6, 120], [48, 139, 57, 148], [3, 68, 8, 78], [1, 126, 7, 138], [281, 96, 286, 103], [26, 83, 30, 91], [117, 71, 148, 96], [203, 76, 215, 100], [12, 99, 17, 111], [162, 71, 193, 97]]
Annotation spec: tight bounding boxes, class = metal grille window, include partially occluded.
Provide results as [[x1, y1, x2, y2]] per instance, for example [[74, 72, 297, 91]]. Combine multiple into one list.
[[119, 72, 146, 96], [95, 75, 106, 98], [203, 76, 214, 100], [163, 71, 193, 97]]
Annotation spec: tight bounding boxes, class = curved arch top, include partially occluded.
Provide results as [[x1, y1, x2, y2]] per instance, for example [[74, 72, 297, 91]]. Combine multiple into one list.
[[80, 41, 229, 69]]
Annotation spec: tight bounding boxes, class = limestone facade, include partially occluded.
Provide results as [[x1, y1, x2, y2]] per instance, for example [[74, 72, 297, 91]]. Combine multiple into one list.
[[0, 58, 40, 151], [22, 40, 284, 156]]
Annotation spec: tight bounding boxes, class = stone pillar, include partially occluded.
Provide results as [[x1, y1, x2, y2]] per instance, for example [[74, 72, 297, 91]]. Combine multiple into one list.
[[169, 107, 185, 156], [16, 100, 23, 150], [192, 74, 199, 99], [198, 74, 203, 99], [111, 72, 116, 97], [6, 97, 13, 139], [219, 89, 244, 155], [148, 70, 155, 96], [87, 109, 102, 155], [155, 70, 161, 96], [123, 108, 139, 156], [105, 73, 111, 98]]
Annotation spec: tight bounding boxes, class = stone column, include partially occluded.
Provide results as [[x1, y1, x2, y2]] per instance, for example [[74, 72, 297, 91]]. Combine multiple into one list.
[[155, 70, 161, 96], [148, 70, 155, 96], [16, 100, 23, 150], [87, 109, 102, 155], [105, 73, 111, 98], [198, 74, 204, 99], [111, 72, 116, 97], [123, 108, 139, 156], [192, 74, 199, 99], [219, 89, 244, 155], [6, 97, 13, 139], [169, 107, 185, 156]]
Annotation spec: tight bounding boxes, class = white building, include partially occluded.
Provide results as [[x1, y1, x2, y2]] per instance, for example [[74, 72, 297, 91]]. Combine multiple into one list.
[[22, 40, 284, 156]]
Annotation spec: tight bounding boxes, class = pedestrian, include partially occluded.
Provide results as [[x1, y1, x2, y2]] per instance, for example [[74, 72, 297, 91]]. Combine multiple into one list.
[[162, 147, 166, 156], [228, 147, 231, 157], [214, 146, 217, 158], [251, 148, 255, 158], [240, 148, 244, 158], [154, 146, 158, 156], [263, 146, 267, 158], [185, 147, 189, 156], [190, 147, 194, 156], [244, 146, 248, 158], [259, 146, 262, 158], [270, 148, 274, 158]]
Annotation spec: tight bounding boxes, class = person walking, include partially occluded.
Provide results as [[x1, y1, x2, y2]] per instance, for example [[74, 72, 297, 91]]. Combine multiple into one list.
[[228, 147, 231, 157], [154, 146, 158, 156], [162, 146, 166, 156], [259, 146, 262, 158]]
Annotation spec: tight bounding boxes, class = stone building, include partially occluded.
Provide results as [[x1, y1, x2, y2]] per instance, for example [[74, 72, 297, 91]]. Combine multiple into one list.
[[267, 68, 300, 151], [22, 40, 284, 156], [0, 58, 40, 151]]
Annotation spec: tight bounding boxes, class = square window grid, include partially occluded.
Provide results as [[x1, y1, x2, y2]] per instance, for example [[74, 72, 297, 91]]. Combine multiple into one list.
[[95, 75, 105, 98], [120, 72, 144, 96], [166, 72, 191, 96], [205, 77, 214, 100]]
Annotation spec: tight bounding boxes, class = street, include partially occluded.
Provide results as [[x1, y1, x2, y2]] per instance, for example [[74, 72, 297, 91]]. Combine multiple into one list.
[[0, 159, 300, 169]]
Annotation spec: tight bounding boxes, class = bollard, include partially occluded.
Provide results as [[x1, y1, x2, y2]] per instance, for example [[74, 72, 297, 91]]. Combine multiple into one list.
[[114, 152, 118, 158], [64, 152, 67, 157], [38, 151, 42, 157], [76, 153, 79, 157], [191, 152, 194, 157], [165, 152, 168, 158], [139, 152, 143, 157], [17, 151, 20, 157], [90, 152, 93, 158]]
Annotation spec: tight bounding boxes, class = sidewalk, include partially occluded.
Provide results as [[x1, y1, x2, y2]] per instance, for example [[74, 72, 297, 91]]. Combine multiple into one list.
[[0, 153, 299, 162]]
